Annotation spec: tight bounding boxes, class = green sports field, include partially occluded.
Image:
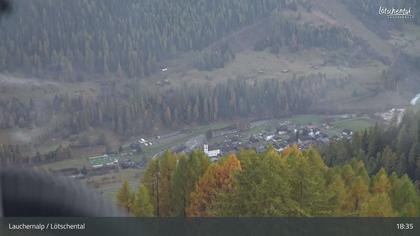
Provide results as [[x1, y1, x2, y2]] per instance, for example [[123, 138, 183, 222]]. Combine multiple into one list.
[[89, 155, 118, 168]]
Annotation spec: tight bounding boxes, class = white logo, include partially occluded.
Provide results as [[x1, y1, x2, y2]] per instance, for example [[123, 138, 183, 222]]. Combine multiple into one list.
[[379, 6, 414, 19]]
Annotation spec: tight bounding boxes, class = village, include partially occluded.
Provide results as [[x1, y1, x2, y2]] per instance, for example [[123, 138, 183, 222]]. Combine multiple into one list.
[[53, 107, 407, 184]]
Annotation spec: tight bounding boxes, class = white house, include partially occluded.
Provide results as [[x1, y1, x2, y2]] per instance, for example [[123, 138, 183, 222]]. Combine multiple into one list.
[[203, 144, 221, 160], [265, 135, 275, 141]]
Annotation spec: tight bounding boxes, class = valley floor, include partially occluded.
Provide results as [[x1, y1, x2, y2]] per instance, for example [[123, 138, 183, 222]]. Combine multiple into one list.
[[36, 110, 401, 202]]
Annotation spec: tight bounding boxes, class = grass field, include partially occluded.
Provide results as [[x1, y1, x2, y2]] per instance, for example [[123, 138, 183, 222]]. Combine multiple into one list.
[[289, 115, 324, 125], [332, 118, 374, 130], [81, 168, 143, 202], [37, 158, 91, 172], [139, 48, 371, 93], [327, 118, 375, 136], [141, 120, 234, 157]]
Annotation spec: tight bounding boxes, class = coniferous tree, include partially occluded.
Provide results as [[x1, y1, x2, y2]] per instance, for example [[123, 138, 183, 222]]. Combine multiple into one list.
[[360, 193, 395, 217], [132, 184, 154, 217], [188, 154, 241, 216], [119, 146, 420, 217], [117, 180, 133, 213]]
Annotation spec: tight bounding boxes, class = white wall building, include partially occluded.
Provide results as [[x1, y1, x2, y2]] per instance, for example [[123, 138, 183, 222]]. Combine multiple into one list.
[[204, 144, 221, 160]]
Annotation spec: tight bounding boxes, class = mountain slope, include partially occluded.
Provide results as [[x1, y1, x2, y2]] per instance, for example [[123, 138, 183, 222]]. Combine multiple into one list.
[[0, 0, 300, 79]]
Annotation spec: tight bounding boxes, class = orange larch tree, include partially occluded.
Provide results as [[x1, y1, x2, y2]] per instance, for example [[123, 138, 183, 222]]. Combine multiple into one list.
[[188, 154, 241, 216]]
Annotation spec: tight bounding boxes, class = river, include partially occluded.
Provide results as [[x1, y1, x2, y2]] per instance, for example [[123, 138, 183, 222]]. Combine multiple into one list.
[[411, 93, 420, 105]]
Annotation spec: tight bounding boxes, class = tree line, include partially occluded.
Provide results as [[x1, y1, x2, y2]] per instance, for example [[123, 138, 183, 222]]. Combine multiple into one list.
[[321, 109, 420, 183], [117, 145, 420, 217], [0, 144, 72, 167], [0, 0, 306, 79], [0, 74, 342, 137], [64, 74, 340, 135]]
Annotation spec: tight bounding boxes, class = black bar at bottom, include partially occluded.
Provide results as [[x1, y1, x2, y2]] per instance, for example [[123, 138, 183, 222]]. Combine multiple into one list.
[[1, 218, 419, 236]]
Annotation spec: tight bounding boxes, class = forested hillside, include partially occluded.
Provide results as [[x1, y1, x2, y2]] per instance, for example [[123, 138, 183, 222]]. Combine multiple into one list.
[[117, 146, 420, 217], [255, 10, 355, 53], [0, 0, 308, 79], [0, 73, 342, 137], [321, 110, 420, 182]]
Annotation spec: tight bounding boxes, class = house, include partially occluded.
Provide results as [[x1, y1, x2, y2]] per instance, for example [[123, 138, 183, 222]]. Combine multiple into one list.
[[249, 135, 259, 143], [265, 135, 275, 141], [204, 144, 221, 160], [341, 129, 353, 136], [120, 160, 136, 169]]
